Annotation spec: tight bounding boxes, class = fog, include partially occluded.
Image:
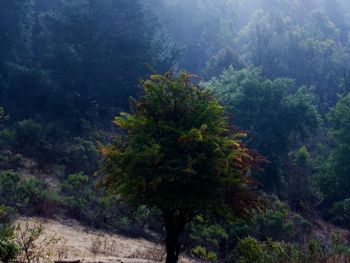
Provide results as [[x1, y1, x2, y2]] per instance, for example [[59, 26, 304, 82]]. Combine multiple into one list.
[[3, 1, 350, 262]]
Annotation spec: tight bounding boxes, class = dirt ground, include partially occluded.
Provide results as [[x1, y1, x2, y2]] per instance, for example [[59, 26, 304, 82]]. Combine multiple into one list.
[[15, 217, 197, 263]]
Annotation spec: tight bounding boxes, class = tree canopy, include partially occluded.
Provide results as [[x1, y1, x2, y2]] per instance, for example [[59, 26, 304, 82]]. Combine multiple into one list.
[[207, 67, 319, 191], [100, 72, 262, 263]]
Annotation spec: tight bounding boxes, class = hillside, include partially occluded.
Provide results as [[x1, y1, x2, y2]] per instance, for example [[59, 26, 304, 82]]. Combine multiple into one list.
[[15, 217, 197, 263], [3, 0, 350, 262]]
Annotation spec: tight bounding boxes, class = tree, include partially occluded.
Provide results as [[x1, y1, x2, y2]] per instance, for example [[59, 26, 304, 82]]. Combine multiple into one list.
[[100, 72, 261, 263], [207, 67, 319, 192], [319, 93, 350, 203], [150, 0, 240, 75], [38, 0, 176, 118], [0, 0, 34, 66]]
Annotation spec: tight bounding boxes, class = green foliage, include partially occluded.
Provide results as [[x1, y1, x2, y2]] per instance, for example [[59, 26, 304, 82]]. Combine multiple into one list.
[[235, 0, 349, 109], [319, 93, 350, 205], [102, 72, 259, 216], [101, 72, 261, 262], [207, 67, 319, 191], [0, 206, 19, 263], [14, 120, 47, 155], [61, 172, 146, 232], [330, 198, 350, 228], [236, 237, 299, 263], [0, 152, 23, 170], [188, 216, 228, 261], [233, 232, 350, 263], [17, 178, 61, 215], [283, 146, 320, 212], [61, 173, 101, 224], [3, 2, 350, 261], [0, 171, 21, 208], [186, 199, 315, 262], [293, 146, 310, 167], [192, 246, 218, 263], [0, 0, 34, 64], [249, 199, 312, 243], [61, 138, 99, 174], [0, 171, 61, 216]]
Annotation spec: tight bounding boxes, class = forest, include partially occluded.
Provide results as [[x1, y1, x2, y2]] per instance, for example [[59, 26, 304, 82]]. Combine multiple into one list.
[[2, 0, 350, 262]]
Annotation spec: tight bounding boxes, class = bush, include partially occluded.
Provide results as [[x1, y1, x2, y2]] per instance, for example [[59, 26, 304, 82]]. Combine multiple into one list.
[[186, 200, 312, 262], [235, 237, 299, 263], [17, 178, 62, 216], [61, 173, 97, 221], [0, 129, 16, 150], [250, 199, 312, 243], [0, 171, 21, 208], [61, 137, 99, 174], [188, 216, 228, 261], [61, 173, 118, 228], [15, 120, 44, 153], [0, 171, 62, 216], [330, 198, 350, 228], [0, 152, 23, 170], [192, 246, 218, 263], [61, 173, 158, 235], [0, 206, 19, 263]]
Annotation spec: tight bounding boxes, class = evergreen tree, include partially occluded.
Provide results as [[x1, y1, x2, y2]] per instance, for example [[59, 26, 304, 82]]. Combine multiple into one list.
[[208, 67, 319, 192], [100, 72, 261, 263]]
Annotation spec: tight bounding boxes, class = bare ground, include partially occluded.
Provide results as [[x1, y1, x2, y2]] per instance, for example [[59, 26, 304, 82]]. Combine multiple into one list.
[[15, 217, 197, 263]]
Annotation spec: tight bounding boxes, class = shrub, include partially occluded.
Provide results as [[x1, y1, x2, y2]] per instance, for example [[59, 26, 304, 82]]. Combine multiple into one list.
[[235, 237, 299, 263], [17, 178, 62, 216], [0, 206, 19, 263], [61, 173, 117, 228], [0, 171, 61, 215], [0, 171, 21, 208], [0, 152, 23, 170], [61, 173, 96, 221], [61, 137, 99, 174], [192, 246, 218, 263], [330, 198, 350, 228], [250, 199, 312, 243], [16, 221, 61, 263], [188, 216, 228, 261], [0, 129, 16, 150]]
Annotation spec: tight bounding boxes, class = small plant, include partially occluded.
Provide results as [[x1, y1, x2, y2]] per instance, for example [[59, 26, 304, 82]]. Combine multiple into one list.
[[0, 205, 19, 263], [236, 236, 299, 263], [90, 234, 103, 256], [16, 221, 60, 263], [192, 246, 218, 263]]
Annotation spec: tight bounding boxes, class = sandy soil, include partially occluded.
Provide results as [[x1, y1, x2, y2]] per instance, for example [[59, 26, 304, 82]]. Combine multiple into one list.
[[15, 217, 197, 263]]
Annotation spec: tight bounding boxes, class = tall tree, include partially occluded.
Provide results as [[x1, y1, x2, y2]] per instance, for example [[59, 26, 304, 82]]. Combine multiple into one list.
[[319, 93, 350, 203], [0, 0, 34, 66], [16, 0, 176, 130], [100, 72, 261, 263], [207, 67, 319, 192]]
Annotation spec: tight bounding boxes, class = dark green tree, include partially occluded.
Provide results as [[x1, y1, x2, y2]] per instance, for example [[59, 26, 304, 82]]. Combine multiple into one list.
[[100, 73, 261, 263], [207, 67, 319, 192], [38, 0, 175, 119], [0, 0, 34, 66], [319, 93, 350, 204]]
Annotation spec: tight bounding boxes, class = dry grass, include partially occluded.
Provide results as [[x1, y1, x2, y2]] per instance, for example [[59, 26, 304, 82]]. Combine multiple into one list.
[[15, 217, 198, 263]]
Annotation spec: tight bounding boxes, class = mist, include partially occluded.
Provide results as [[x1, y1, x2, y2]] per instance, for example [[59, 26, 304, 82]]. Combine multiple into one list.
[[2, 0, 350, 262]]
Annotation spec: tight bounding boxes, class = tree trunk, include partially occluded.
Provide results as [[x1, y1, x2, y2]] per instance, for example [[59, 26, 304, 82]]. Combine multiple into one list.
[[164, 214, 186, 263], [165, 227, 181, 263]]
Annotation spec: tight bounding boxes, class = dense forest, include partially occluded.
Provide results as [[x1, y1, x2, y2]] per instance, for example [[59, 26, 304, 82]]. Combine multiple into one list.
[[3, 0, 350, 262]]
